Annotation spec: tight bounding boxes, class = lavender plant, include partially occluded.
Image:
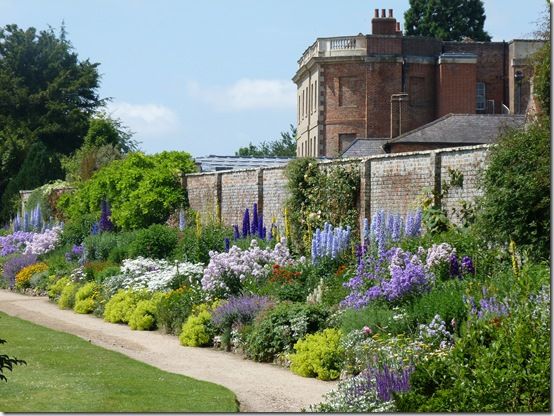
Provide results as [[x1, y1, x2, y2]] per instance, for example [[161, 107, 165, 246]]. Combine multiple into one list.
[[2, 254, 38, 288], [212, 294, 273, 329]]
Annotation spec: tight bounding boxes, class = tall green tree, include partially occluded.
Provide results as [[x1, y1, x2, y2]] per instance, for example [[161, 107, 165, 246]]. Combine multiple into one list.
[[404, 0, 491, 41], [235, 125, 297, 157], [0, 24, 103, 221], [62, 114, 138, 182]]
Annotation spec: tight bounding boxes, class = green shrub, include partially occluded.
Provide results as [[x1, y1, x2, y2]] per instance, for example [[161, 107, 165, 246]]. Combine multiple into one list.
[[156, 287, 204, 335], [289, 328, 345, 380], [244, 302, 330, 362], [129, 224, 179, 259], [47, 276, 71, 301], [60, 213, 99, 245], [128, 293, 163, 331], [103, 289, 151, 324], [73, 282, 101, 314], [339, 303, 410, 336], [95, 266, 122, 283], [285, 158, 360, 254], [29, 270, 50, 291], [406, 279, 468, 334], [477, 118, 550, 260], [177, 223, 232, 264], [60, 151, 197, 230], [57, 282, 80, 309], [395, 289, 550, 412], [179, 303, 216, 347]]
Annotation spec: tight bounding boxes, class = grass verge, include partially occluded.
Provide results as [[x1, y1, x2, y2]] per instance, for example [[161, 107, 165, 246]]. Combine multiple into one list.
[[0, 312, 238, 412]]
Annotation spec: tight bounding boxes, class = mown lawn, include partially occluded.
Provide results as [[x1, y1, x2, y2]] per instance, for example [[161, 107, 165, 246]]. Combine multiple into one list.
[[0, 312, 238, 412]]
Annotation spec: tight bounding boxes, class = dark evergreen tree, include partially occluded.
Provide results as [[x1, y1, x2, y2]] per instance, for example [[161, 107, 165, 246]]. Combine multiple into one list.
[[0, 141, 64, 219], [0, 23, 103, 220], [404, 0, 491, 41]]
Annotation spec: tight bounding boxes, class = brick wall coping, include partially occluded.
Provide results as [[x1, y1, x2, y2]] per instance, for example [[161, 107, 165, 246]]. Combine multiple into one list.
[[184, 144, 492, 179]]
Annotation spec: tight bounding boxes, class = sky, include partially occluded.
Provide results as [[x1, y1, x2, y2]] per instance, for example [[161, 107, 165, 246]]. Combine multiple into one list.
[[0, 0, 548, 157]]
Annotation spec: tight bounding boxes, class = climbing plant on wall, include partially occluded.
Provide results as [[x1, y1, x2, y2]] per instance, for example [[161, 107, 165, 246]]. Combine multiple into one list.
[[285, 158, 360, 254]]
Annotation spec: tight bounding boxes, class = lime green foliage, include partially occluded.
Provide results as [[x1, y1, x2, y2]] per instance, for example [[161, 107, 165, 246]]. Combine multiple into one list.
[[477, 118, 550, 260], [129, 224, 178, 259], [59, 151, 197, 230], [290, 328, 345, 381], [57, 282, 80, 309], [179, 303, 216, 347], [285, 158, 359, 253], [73, 282, 101, 314], [103, 289, 151, 324], [0, 312, 238, 412], [128, 293, 163, 331], [47, 276, 71, 301]]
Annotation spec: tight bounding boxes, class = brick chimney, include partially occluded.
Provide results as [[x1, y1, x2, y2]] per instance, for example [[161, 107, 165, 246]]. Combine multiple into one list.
[[372, 8, 400, 35]]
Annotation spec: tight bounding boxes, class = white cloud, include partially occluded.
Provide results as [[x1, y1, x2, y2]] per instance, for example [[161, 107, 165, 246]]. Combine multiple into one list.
[[106, 101, 182, 143], [187, 78, 296, 111]]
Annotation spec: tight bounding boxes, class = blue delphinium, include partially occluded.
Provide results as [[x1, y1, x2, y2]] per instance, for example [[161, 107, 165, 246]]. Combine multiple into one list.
[[233, 224, 240, 241], [311, 222, 351, 264], [91, 222, 100, 235], [23, 211, 30, 232]]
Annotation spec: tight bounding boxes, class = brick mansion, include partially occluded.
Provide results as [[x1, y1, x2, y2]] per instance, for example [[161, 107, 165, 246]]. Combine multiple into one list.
[[293, 9, 543, 157]]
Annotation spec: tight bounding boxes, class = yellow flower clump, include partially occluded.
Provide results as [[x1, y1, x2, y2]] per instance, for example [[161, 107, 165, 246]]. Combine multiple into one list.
[[15, 262, 49, 288]]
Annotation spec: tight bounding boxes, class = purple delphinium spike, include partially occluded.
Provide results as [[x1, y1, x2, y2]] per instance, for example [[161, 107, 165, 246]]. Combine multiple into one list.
[[233, 224, 240, 241], [257, 213, 264, 239], [224, 237, 230, 252], [449, 253, 461, 278], [242, 208, 250, 238], [91, 222, 99, 235], [251, 203, 258, 236], [461, 256, 475, 275], [99, 199, 114, 232]]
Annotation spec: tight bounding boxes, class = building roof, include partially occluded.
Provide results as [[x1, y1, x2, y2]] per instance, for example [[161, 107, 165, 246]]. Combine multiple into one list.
[[386, 114, 526, 147], [340, 138, 388, 158], [194, 155, 295, 172]]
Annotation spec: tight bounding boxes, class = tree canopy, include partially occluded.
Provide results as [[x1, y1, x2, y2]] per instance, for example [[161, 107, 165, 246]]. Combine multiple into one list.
[[0, 23, 103, 221], [404, 0, 491, 41], [235, 125, 296, 157]]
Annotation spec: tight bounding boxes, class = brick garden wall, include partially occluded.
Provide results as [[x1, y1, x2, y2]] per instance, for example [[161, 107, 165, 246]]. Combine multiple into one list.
[[184, 145, 491, 229]]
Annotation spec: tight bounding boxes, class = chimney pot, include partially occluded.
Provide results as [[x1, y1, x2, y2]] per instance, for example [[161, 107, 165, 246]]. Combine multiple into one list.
[[388, 9, 393, 17], [374, 9, 379, 18], [381, 9, 386, 18]]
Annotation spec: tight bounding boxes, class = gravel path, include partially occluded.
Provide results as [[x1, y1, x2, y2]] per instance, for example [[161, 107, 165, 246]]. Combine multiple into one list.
[[0, 290, 337, 412]]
